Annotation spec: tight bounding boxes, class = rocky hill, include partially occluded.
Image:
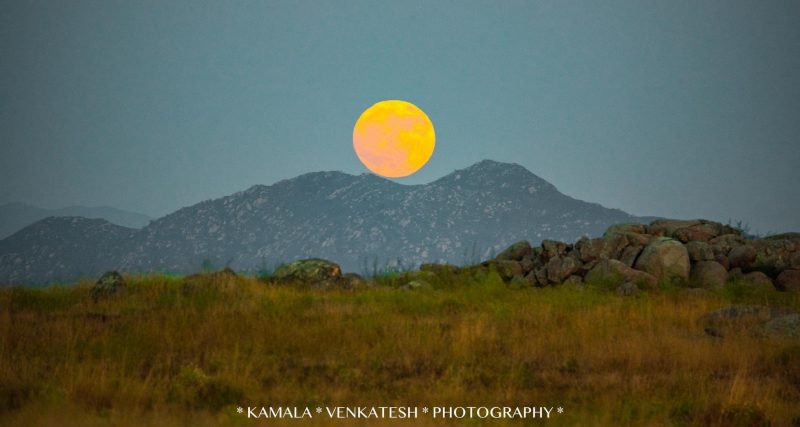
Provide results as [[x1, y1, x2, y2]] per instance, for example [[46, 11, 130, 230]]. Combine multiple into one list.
[[1, 160, 655, 284], [0, 203, 152, 239]]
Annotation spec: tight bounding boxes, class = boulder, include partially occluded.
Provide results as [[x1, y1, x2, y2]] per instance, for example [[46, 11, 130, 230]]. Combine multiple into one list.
[[747, 239, 799, 276], [605, 223, 646, 235], [648, 219, 737, 243], [690, 261, 728, 289], [272, 258, 342, 286], [633, 237, 690, 281], [91, 271, 126, 301], [541, 240, 569, 262], [495, 241, 533, 262], [545, 256, 581, 284], [759, 314, 800, 339], [728, 245, 756, 269], [618, 245, 643, 267], [585, 259, 657, 289], [647, 219, 702, 237], [685, 241, 714, 262], [575, 234, 628, 263], [489, 260, 524, 282], [775, 269, 800, 292], [741, 271, 775, 289], [700, 305, 797, 337], [714, 253, 730, 270], [563, 275, 583, 286], [709, 234, 746, 256]]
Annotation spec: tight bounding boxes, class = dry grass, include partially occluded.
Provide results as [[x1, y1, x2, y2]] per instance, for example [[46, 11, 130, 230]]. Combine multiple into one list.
[[1, 271, 799, 426]]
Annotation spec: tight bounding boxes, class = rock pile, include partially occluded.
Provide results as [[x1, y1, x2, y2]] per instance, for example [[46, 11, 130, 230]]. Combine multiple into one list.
[[476, 219, 800, 291]]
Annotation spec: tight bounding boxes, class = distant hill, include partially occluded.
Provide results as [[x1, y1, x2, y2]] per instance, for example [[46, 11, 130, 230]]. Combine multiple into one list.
[[0, 160, 657, 284], [0, 203, 152, 239]]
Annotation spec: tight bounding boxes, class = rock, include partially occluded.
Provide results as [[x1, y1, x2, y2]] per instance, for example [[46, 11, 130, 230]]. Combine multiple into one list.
[[272, 258, 342, 285], [647, 219, 702, 237], [685, 241, 714, 262], [728, 245, 756, 269], [775, 269, 800, 292], [523, 271, 541, 287], [759, 314, 800, 339], [616, 281, 639, 296], [605, 223, 646, 235], [541, 240, 569, 262], [91, 271, 126, 301], [489, 260, 524, 282], [563, 275, 583, 285], [633, 237, 690, 281], [495, 241, 533, 262], [585, 259, 657, 288], [714, 253, 730, 270], [546, 256, 581, 284], [575, 234, 628, 263], [519, 257, 536, 275], [792, 252, 800, 269], [618, 245, 643, 267], [700, 305, 798, 337], [741, 271, 775, 290], [533, 266, 549, 287], [690, 261, 728, 289], [747, 239, 799, 276], [709, 233, 746, 255]]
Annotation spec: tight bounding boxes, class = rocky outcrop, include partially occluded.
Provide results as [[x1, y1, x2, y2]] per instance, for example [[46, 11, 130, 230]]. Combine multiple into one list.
[[272, 258, 345, 287], [484, 218, 799, 291], [91, 271, 126, 301]]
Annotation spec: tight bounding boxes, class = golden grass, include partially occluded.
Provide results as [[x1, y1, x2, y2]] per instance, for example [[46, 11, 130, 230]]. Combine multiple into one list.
[[1, 272, 799, 426]]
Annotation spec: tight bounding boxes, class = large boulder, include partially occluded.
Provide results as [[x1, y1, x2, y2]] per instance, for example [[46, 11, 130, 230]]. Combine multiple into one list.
[[648, 219, 738, 243], [487, 260, 524, 282], [775, 269, 800, 292], [690, 261, 728, 289], [545, 256, 581, 284], [633, 238, 690, 281], [728, 245, 756, 269], [605, 223, 646, 235], [272, 258, 343, 286], [585, 259, 657, 289], [575, 234, 628, 263], [759, 314, 800, 339], [709, 234, 747, 258], [91, 271, 126, 301], [747, 239, 800, 276], [540, 240, 569, 262], [685, 241, 715, 262], [495, 241, 533, 262], [700, 305, 797, 337]]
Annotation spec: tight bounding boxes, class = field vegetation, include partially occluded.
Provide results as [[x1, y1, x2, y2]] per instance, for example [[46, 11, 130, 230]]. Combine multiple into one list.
[[1, 269, 799, 426]]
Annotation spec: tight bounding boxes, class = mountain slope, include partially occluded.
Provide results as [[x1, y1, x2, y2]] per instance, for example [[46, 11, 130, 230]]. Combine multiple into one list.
[[0, 203, 152, 239], [0, 160, 654, 283], [0, 217, 137, 284]]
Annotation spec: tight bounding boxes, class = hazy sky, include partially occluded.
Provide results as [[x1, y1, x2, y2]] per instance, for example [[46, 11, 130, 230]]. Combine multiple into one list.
[[1, 1, 798, 233]]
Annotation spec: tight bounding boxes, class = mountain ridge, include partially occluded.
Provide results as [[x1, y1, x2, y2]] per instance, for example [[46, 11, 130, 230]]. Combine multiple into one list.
[[0, 160, 657, 284]]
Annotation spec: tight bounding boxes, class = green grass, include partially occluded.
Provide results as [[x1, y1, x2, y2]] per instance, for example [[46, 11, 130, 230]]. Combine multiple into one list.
[[1, 271, 799, 426]]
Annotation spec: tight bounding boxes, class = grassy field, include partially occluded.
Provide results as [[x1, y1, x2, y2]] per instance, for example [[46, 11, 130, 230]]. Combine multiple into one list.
[[1, 270, 799, 426]]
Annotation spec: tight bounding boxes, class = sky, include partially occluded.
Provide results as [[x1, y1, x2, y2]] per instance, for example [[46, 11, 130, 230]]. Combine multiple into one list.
[[1, 0, 798, 233]]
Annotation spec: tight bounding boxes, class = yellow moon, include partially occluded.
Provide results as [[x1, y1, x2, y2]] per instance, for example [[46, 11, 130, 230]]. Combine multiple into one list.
[[353, 100, 435, 178]]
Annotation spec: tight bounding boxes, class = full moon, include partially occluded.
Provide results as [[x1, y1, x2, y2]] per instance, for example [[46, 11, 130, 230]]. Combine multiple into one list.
[[353, 100, 435, 178]]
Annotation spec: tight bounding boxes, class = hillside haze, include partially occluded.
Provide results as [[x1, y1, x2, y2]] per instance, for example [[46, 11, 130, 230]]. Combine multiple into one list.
[[0, 160, 654, 283]]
